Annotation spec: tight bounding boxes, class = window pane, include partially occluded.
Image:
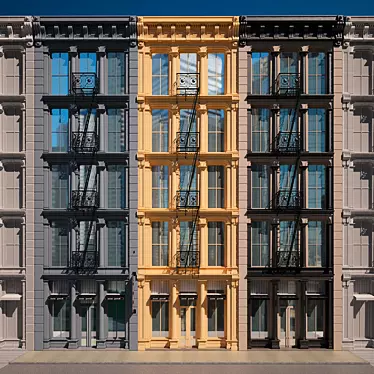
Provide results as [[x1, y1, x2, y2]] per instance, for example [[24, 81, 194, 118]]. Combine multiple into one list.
[[108, 221, 126, 267], [79, 52, 97, 73], [152, 222, 169, 266], [208, 166, 224, 208], [208, 222, 224, 266], [51, 165, 69, 208], [208, 110, 224, 152], [52, 225, 68, 267], [252, 222, 269, 266], [152, 54, 169, 95], [208, 54, 224, 95], [308, 221, 325, 267], [280, 53, 298, 74], [51, 109, 69, 152], [308, 53, 326, 94], [252, 53, 269, 94], [308, 109, 326, 152], [308, 165, 326, 209], [252, 165, 269, 208], [108, 109, 126, 152], [51, 53, 69, 95], [180, 53, 197, 73], [152, 166, 169, 208], [152, 110, 169, 152], [252, 109, 269, 152], [108, 52, 125, 95], [108, 165, 126, 208]]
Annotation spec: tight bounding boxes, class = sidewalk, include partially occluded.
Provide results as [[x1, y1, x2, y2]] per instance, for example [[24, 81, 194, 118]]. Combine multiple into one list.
[[11, 350, 368, 364]]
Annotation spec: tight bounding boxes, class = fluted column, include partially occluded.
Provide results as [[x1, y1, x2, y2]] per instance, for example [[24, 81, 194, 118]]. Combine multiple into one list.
[[169, 280, 178, 348], [96, 280, 106, 348], [198, 218, 207, 267], [197, 280, 207, 348], [199, 161, 207, 209], [170, 47, 179, 96], [198, 47, 208, 96], [198, 104, 208, 153], [69, 281, 78, 348]]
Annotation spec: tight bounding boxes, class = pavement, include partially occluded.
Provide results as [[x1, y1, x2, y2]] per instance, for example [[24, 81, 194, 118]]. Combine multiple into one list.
[[352, 350, 374, 367], [0, 351, 25, 370]]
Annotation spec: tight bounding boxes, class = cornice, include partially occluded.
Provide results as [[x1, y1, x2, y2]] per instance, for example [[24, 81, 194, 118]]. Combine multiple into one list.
[[137, 16, 239, 45], [0, 16, 33, 47], [344, 17, 374, 43]]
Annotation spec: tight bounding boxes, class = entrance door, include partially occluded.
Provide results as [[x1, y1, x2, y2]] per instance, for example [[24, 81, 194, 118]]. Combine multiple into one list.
[[279, 299, 296, 348], [180, 299, 196, 348], [81, 305, 97, 347]]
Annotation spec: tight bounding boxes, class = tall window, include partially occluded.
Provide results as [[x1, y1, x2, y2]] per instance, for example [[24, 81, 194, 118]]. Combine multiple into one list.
[[108, 52, 125, 94], [279, 221, 298, 252], [208, 222, 224, 266], [308, 109, 326, 152], [279, 165, 298, 196], [308, 165, 326, 209], [51, 165, 68, 208], [152, 222, 169, 266], [353, 51, 371, 95], [152, 166, 169, 208], [251, 299, 268, 338], [208, 110, 224, 152], [79, 52, 97, 73], [152, 54, 169, 95], [107, 221, 126, 267], [208, 298, 224, 337], [51, 109, 68, 152], [251, 221, 270, 267], [252, 165, 269, 209], [208, 166, 224, 208], [51, 53, 68, 95], [180, 109, 197, 133], [308, 221, 325, 267], [353, 108, 372, 153], [308, 53, 326, 94], [52, 300, 70, 338], [252, 109, 269, 152], [180, 221, 197, 257], [152, 110, 169, 152], [280, 52, 298, 74], [51, 224, 68, 267], [208, 53, 224, 95], [4, 51, 21, 95], [180, 53, 197, 73], [180, 165, 197, 192], [252, 52, 270, 94], [108, 165, 126, 209], [108, 109, 126, 152], [107, 300, 125, 337], [152, 300, 169, 337], [307, 299, 324, 339], [279, 108, 297, 132]]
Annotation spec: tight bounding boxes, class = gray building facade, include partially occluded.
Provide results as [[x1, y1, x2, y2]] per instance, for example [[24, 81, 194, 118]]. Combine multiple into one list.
[[29, 17, 138, 350]]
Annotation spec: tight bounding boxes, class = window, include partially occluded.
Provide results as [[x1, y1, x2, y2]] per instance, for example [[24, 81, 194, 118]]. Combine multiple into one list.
[[180, 165, 197, 192], [152, 54, 169, 95], [51, 53, 68, 95], [152, 166, 169, 208], [152, 222, 169, 266], [308, 53, 326, 94], [208, 298, 224, 337], [353, 107, 373, 153], [208, 110, 224, 152], [353, 51, 371, 95], [52, 300, 70, 338], [51, 109, 68, 152], [280, 52, 298, 74], [208, 222, 224, 266], [4, 51, 22, 95], [108, 52, 125, 94], [108, 109, 126, 152], [152, 110, 169, 152], [308, 165, 326, 209], [307, 299, 324, 339], [78, 108, 96, 134], [152, 300, 169, 337], [78, 221, 96, 252], [3, 108, 21, 153], [51, 165, 69, 208], [252, 165, 269, 209], [208, 166, 224, 208], [252, 52, 270, 94], [108, 221, 126, 267], [308, 221, 325, 267], [108, 300, 125, 337], [180, 53, 197, 73], [308, 109, 326, 152], [251, 299, 268, 338], [279, 165, 298, 198], [252, 109, 269, 152], [208, 53, 224, 95], [180, 221, 198, 263], [79, 52, 97, 73], [280, 108, 297, 132], [279, 221, 298, 252], [51, 224, 68, 267], [108, 165, 126, 209], [252, 221, 270, 267], [180, 109, 197, 133], [3, 165, 20, 209]]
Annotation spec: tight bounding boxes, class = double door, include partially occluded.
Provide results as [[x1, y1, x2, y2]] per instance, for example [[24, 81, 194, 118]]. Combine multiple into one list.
[[81, 304, 97, 347], [278, 299, 296, 348], [180, 299, 196, 348]]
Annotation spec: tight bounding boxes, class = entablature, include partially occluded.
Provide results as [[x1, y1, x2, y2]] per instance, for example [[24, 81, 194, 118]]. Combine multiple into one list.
[[0, 16, 33, 46]]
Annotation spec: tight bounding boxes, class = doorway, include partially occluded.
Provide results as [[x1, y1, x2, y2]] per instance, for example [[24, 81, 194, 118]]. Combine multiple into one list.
[[279, 299, 296, 348], [180, 299, 196, 348], [81, 304, 97, 347]]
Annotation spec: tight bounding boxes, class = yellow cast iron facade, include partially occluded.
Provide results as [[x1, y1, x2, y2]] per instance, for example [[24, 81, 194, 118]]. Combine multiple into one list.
[[137, 16, 239, 350]]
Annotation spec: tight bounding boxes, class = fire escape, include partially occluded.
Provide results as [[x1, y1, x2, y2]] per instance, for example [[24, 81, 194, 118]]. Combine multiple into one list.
[[175, 73, 200, 270], [69, 72, 100, 272], [272, 73, 302, 269]]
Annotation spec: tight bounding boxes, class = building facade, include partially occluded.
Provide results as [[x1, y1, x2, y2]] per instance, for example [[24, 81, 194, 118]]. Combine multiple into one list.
[[28, 17, 138, 350], [136, 16, 240, 350], [342, 17, 374, 350], [238, 16, 345, 349], [0, 16, 33, 349]]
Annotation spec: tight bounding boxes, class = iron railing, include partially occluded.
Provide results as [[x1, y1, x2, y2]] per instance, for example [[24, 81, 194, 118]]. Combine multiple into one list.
[[70, 72, 99, 96], [176, 250, 200, 268], [275, 73, 300, 96], [176, 73, 199, 95], [274, 190, 303, 210], [70, 250, 99, 269], [71, 131, 99, 152], [176, 190, 199, 209], [275, 250, 300, 268], [71, 190, 99, 210], [176, 131, 199, 152], [273, 131, 301, 153]]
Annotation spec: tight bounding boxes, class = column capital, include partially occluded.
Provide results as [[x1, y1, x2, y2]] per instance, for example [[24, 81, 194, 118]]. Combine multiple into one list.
[[300, 103, 308, 112], [197, 104, 207, 113], [169, 46, 179, 57], [271, 103, 280, 113], [300, 46, 309, 54], [198, 217, 207, 227], [68, 46, 78, 56], [272, 46, 281, 54], [198, 46, 208, 57], [97, 46, 106, 55]]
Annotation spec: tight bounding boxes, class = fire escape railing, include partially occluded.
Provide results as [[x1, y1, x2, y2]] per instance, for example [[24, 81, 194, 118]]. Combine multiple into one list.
[[175, 73, 200, 269], [68, 72, 99, 271], [273, 72, 302, 269]]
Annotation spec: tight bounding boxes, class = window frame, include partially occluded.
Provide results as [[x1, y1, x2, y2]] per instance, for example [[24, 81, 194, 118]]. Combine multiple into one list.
[[51, 164, 69, 209], [251, 165, 270, 209], [252, 108, 270, 152], [107, 221, 126, 267], [51, 222, 69, 267], [251, 298, 268, 339], [107, 299, 126, 339], [308, 52, 326, 95], [208, 53, 225, 95], [308, 109, 326, 152], [152, 221, 169, 266], [151, 300, 169, 337], [208, 298, 225, 337], [252, 52, 270, 95], [152, 165, 169, 208], [251, 221, 270, 267], [107, 165, 127, 209], [152, 54, 169, 95], [208, 166, 225, 208], [107, 52, 126, 95], [208, 109, 224, 152], [52, 299, 70, 338], [307, 221, 325, 267], [152, 110, 169, 152], [308, 165, 326, 209], [108, 108, 126, 152], [208, 222, 225, 266], [51, 52, 69, 95]]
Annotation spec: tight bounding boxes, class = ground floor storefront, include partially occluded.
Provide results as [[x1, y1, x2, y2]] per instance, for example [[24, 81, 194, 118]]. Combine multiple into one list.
[[137, 277, 238, 350], [247, 278, 333, 349], [42, 278, 135, 349]]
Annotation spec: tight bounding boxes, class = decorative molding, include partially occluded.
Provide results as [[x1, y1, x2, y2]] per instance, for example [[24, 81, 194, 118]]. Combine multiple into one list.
[[0, 17, 33, 46], [344, 17, 374, 41]]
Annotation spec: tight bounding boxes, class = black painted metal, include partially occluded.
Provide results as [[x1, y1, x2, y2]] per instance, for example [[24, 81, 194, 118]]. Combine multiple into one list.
[[275, 73, 300, 96], [176, 190, 199, 209], [71, 189, 99, 210], [71, 131, 99, 152], [176, 131, 199, 152], [176, 250, 200, 268], [176, 73, 199, 96], [70, 250, 99, 269], [275, 249, 300, 267], [70, 72, 99, 96], [274, 190, 303, 210], [273, 131, 301, 153]]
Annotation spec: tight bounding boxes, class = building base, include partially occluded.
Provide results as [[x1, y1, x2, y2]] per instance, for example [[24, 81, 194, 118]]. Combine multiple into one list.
[[67, 339, 79, 349], [169, 338, 179, 349], [196, 339, 207, 349], [96, 340, 106, 349], [298, 339, 309, 349], [269, 339, 280, 349]]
